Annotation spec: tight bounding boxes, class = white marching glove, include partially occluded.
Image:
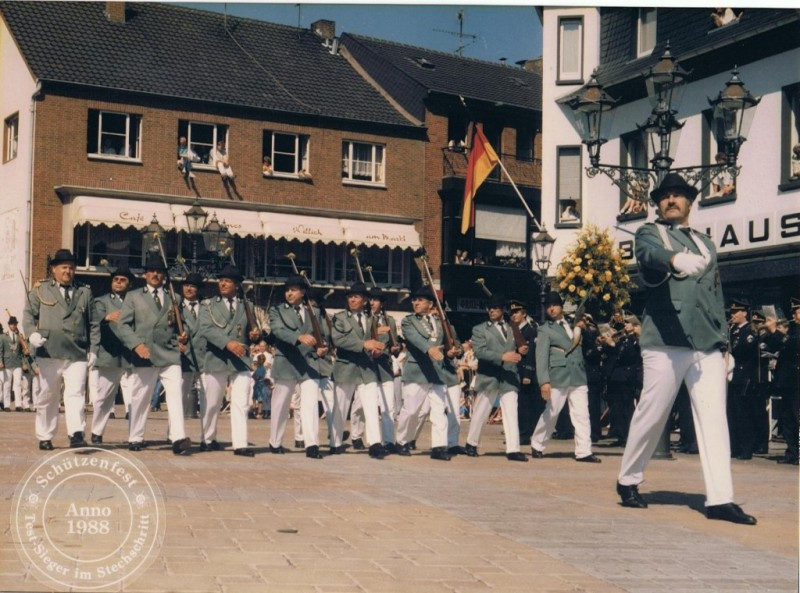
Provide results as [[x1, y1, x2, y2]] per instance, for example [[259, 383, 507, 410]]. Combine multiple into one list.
[[87, 352, 97, 369], [726, 353, 735, 382], [672, 252, 708, 277], [28, 332, 46, 348]]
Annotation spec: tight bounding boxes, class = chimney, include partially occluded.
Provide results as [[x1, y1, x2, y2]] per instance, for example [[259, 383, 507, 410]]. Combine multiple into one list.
[[516, 57, 542, 74], [105, 1, 126, 23], [311, 19, 335, 42]]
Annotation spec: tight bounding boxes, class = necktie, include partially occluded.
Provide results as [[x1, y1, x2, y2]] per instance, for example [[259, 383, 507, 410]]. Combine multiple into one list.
[[189, 302, 197, 318], [62, 285, 71, 305], [498, 321, 508, 339], [153, 289, 162, 310], [294, 305, 304, 323], [228, 297, 235, 318], [357, 313, 365, 336]]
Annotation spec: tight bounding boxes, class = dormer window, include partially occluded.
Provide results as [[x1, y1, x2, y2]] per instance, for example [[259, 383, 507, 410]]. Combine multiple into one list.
[[409, 56, 435, 70], [637, 8, 657, 57]]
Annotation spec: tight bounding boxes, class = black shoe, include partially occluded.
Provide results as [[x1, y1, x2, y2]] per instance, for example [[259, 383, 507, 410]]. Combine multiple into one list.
[[777, 455, 799, 465], [329, 445, 344, 455], [295, 440, 305, 449], [91, 433, 103, 444], [269, 445, 286, 454], [383, 442, 399, 455], [448, 446, 466, 456], [352, 438, 365, 450], [69, 432, 88, 448], [209, 440, 221, 451], [616, 482, 648, 508], [430, 447, 451, 461], [128, 442, 143, 452], [109, 412, 116, 419], [306, 445, 322, 459], [233, 448, 255, 457], [736, 453, 753, 460], [342, 430, 350, 442], [39, 440, 54, 451], [408, 440, 417, 450], [199, 441, 208, 452], [368, 443, 386, 459], [576, 454, 602, 463], [172, 437, 191, 455], [609, 440, 627, 448], [464, 443, 479, 457], [125, 412, 130, 420], [530, 448, 544, 459], [706, 503, 757, 525], [397, 443, 412, 457], [507, 452, 528, 462]]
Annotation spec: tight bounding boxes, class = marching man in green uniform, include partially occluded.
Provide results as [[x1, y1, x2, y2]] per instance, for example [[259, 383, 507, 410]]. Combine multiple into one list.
[[2, 317, 32, 411], [88, 264, 135, 443], [179, 273, 206, 432], [464, 295, 527, 461], [115, 253, 191, 454], [616, 173, 756, 525], [268, 274, 331, 458], [367, 286, 400, 452], [198, 265, 261, 457], [332, 282, 387, 459], [23, 249, 93, 450]]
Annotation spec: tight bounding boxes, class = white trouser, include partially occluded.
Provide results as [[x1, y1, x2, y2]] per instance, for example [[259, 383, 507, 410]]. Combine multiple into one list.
[[619, 347, 733, 506], [127, 365, 185, 444], [5, 367, 31, 409], [0, 368, 9, 407], [377, 380, 397, 444], [396, 382, 450, 448], [35, 358, 88, 441], [446, 384, 462, 448], [291, 387, 303, 440], [271, 379, 321, 448], [182, 371, 201, 419], [318, 377, 342, 447], [393, 376, 403, 419], [216, 162, 234, 179], [336, 382, 381, 447], [532, 384, 592, 458], [349, 390, 364, 440], [467, 390, 521, 453], [203, 371, 250, 449], [88, 367, 98, 406], [91, 366, 132, 436]]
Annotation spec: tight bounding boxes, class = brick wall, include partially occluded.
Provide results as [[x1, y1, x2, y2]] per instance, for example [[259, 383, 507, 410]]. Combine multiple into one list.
[[31, 90, 427, 276]]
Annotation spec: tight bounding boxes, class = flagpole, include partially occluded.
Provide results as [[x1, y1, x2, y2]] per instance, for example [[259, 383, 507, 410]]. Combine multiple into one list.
[[494, 157, 543, 231]]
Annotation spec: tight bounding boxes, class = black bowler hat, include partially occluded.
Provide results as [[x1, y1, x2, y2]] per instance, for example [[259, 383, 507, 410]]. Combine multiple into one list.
[[543, 291, 564, 307], [183, 272, 204, 287], [411, 285, 435, 301], [345, 282, 369, 297], [143, 252, 167, 272], [486, 294, 506, 309], [508, 299, 527, 312], [7, 316, 18, 325], [369, 286, 387, 301], [110, 263, 135, 282], [284, 274, 307, 290], [728, 299, 750, 313], [650, 173, 699, 203], [50, 249, 75, 266], [217, 264, 243, 283]]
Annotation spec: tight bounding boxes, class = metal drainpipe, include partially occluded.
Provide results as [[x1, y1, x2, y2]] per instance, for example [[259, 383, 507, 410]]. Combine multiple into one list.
[[25, 80, 42, 288]]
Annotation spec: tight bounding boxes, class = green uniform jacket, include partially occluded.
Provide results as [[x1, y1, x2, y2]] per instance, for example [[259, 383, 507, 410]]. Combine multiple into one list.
[[635, 221, 726, 352], [90, 293, 131, 369], [535, 319, 587, 388], [180, 300, 206, 373], [116, 287, 182, 368], [23, 280, 92, 361], [1, 333, 23, 369], [371, 312, 398, 383], [400, 314, 446, 385], [198, 297, 253, 373], [268, 302, 330, 381], [472, 321, 520, 394], [332, 310, 377, 384]]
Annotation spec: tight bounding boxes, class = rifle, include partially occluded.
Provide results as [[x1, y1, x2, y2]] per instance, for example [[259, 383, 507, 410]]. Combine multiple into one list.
[[153, 235, 186, 340], [349, 247, 381, 341], [364, 263, 399, 350], [6, 306, 38, 375], [474, 278, 526, 351], [285, 252, 327, 349], [413, 247, 462, 356]]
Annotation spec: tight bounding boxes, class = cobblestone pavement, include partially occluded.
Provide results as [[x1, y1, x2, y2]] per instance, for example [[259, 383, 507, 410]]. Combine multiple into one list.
[[0, 408, 796, 592]]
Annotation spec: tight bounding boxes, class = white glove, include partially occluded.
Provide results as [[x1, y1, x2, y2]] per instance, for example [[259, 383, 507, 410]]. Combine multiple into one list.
[[28, 332, 46, 348], [87, 352, 97, 369], [672, 252, 708, 277], [726, 353, 735, 382]]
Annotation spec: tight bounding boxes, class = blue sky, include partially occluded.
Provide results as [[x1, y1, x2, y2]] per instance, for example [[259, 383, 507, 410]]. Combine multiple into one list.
[[181, 3, 542, 65]]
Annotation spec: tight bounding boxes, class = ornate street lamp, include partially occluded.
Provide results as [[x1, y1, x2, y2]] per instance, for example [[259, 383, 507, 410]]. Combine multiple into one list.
[[201, 213, 225, 255], [183, 200, 208, 271], [566, 45, 759, 205], [141, 214, 166, 256], [532, 228, 556, 322]]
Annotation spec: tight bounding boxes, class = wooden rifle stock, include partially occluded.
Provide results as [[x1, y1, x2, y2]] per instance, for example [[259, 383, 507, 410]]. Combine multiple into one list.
[[414, 248, 461, 355], [475, 278, 526, 350], [364, 265, 399, 350], [286, 253, 327, 349]]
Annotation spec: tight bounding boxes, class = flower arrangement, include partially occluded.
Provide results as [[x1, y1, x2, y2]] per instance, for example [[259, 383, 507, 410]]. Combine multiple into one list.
[[554, 224, 635, 319]]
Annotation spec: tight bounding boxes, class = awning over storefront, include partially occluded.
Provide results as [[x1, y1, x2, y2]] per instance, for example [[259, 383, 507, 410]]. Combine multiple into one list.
[[170, 205, 264, 238], [260, 212, 345, 244], [341, 219, 421, 250], [70, 196, 177, 229]]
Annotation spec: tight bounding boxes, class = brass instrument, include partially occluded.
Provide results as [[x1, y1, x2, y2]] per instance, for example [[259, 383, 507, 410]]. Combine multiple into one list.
[[474, 278, 526, 350], [414, 247, 461, 356], [286, 253, 327, 349]]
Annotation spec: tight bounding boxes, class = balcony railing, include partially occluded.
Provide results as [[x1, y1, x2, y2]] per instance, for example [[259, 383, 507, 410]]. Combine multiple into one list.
[[442, 148, 542, 186]]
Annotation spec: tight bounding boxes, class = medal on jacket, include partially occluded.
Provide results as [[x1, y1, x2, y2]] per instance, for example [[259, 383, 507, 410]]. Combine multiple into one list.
[[237, 323, 242, 338], [167, 309, 175, 327]]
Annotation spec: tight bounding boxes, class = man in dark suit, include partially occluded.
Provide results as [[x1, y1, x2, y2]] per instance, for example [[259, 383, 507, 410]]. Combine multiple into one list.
[[509, 299, 541, 448], [616, 173, 756, 525], [727, 300, 759, 460]]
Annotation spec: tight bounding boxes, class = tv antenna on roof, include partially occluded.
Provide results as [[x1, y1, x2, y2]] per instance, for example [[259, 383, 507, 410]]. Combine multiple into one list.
[[434, 9, 478, 56]]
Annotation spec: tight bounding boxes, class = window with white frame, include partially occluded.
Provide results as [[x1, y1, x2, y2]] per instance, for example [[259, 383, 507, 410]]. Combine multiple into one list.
[[637, 8, 657, 57], [558, 17, 583, 84], [262, 131, 309, 177], [782, 83, 800, 186], [3, 113, 18, 162], [86, 110, 141, 159], [177, 120, 228, 167], [556, 146, 582, 226], [342, 141, 385, 185]]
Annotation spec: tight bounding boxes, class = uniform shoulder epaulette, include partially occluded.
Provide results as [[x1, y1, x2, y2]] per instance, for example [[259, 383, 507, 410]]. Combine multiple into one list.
[[201, 298, 212, 305], [214, 296, 222, 302], [33, 279, 46, 288]]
